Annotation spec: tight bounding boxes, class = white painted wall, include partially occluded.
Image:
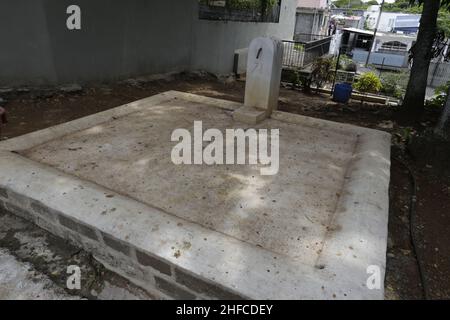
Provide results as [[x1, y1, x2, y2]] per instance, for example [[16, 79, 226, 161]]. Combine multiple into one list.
[[191, 0, 297, 75], [365, 12, 399, 32]]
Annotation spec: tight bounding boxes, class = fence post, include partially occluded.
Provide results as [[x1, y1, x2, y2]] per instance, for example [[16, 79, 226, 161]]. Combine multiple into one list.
[[331, 47, 343, 96]]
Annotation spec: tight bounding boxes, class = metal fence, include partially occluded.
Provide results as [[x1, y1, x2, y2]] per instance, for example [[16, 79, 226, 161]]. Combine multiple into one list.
[[293, 33, 331, 43], [428, 61, 450, 88], [335, 70, 356, 84], [282, 35, 332, 69]]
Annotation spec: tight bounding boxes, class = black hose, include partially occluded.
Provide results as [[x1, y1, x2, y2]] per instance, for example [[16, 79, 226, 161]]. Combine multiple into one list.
[[392, 157, 429, 300]]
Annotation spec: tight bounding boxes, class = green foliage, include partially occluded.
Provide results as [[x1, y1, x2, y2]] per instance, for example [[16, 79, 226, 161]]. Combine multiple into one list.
[[311, 57, 335, 89], [293, 57, 335, 92], [337, 55, 357, 72], [426, 81, 450, 108], [345, 61, 358, 72], [258, 0, 278, 14], [437, 10, 450, 37], [226, 0, 259, 10], [380, 71, 410, 99], [294, 43, 304, 52], [397, 126, 415, 144], [383, 0, 421, 13], [292, 70, 312, 90], [200, 0, 277, 11], [385, 0, 450, 12], [354, 72, 382, 93], [337, 55, 350, 69]]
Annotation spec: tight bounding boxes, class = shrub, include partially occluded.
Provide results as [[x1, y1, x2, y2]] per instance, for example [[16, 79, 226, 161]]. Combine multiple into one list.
[[354, 72, 382, 93], [311, 56, 335, 89], [345, 62, 357, 72], [426, 81, 450, 108], [380, 71, 409, 99], [294, 43, 304, 51], [337, 55, 356, 72], [293, 70, 312, 90]]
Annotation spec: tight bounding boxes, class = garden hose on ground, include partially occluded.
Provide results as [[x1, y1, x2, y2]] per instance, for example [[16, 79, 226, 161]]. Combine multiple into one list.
[[392, 157, 429, 299]]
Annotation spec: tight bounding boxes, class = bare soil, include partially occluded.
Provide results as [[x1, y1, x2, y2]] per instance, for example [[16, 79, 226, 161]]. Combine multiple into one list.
[[1, 73, 449, 299]]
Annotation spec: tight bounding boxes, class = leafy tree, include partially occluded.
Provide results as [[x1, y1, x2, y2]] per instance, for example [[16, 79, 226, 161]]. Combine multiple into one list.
[[367, 0, 380, 6], [383, 0, 419, 12], [437, 10, 450, 36], [384, 1, 450, 138]]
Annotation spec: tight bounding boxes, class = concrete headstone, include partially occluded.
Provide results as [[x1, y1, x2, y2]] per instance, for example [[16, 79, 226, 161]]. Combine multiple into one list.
[[244, 37, 284, 114]]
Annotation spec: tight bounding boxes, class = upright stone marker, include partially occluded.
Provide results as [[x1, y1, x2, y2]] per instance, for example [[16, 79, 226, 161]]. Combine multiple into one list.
[[234, 37, 284, 124]]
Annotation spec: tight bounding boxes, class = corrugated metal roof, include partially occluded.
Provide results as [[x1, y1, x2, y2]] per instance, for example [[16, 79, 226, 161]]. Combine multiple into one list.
[[342, 27, 381, 36]]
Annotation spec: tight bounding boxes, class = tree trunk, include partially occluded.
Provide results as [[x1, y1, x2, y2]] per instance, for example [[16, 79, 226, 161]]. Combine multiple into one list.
[[435, 86, 450, 139], [400, 0, 441, 124]]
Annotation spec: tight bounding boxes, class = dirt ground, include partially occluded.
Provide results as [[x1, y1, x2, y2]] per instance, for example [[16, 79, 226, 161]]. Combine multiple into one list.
[[1, 73, 449, 300]]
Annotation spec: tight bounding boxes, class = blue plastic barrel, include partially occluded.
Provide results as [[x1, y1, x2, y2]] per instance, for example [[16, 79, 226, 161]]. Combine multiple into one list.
[[333, 83, 353, 104]]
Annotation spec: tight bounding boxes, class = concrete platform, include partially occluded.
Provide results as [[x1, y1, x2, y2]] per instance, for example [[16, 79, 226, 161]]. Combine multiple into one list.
[[0, 91, 391, 299]]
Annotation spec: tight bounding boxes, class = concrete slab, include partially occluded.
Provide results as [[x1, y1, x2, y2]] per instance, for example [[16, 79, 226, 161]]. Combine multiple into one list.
[[233, 106, 268, 124], [0, 91, 391, 299]]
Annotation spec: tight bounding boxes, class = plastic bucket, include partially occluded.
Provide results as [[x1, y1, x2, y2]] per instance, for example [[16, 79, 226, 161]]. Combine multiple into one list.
[[333, 83, 353, 104]]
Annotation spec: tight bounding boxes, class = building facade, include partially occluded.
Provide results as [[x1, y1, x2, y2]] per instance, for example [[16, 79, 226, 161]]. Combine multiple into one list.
[[341, 28, 416, 69], [365, 5, 420, 34], [294, 0, 331, 41]]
